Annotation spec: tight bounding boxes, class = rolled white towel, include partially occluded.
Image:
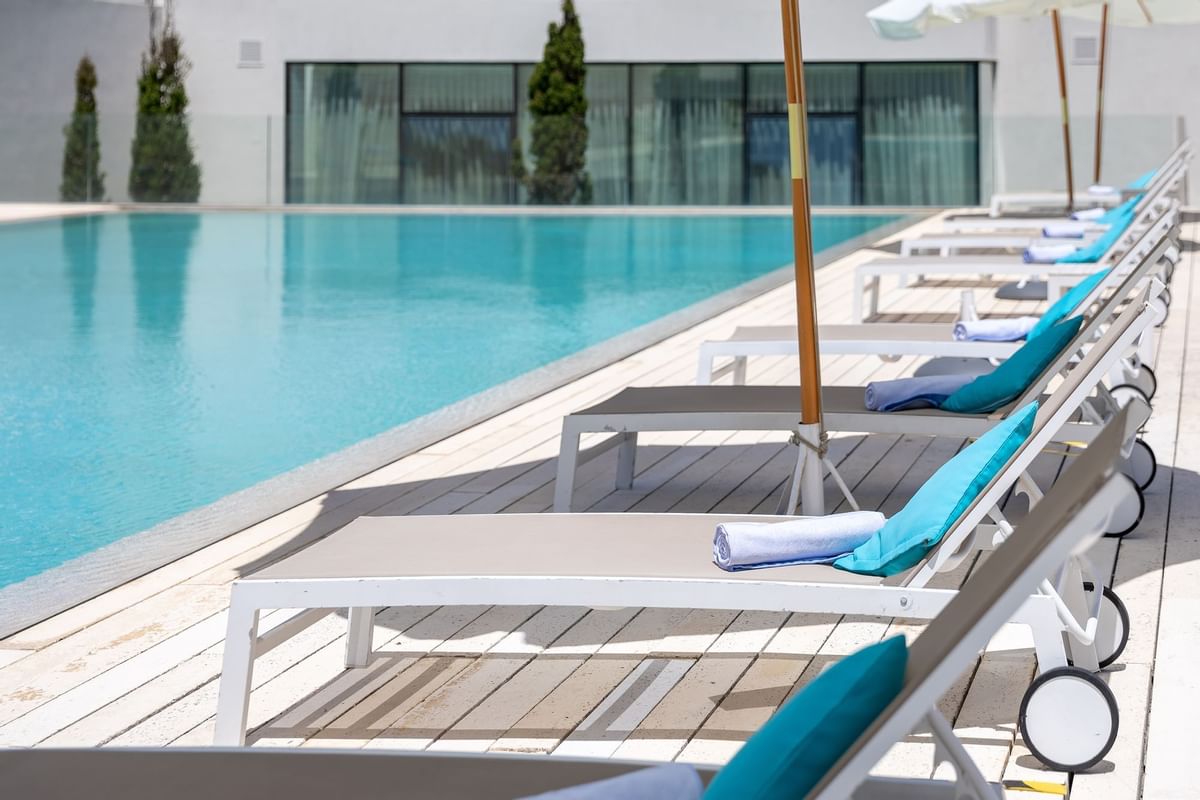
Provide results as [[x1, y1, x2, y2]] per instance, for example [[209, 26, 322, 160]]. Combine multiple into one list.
[[952, 316, 1039, 342], [864, 373, 976, 412], [713, 512, 887, 571], [1023, 243, 1080, 263], [1042, 222, 1087, 239], [1071, 207, 1106, 221]]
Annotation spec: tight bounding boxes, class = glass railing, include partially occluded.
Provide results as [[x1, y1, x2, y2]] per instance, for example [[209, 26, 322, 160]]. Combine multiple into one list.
[[0, 112, 1185, 208]]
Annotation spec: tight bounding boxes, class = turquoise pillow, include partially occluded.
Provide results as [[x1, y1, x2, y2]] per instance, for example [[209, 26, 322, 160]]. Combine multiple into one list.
[[1058, 209, 1133, 263], [1027, 267, 1109, 340], [1129, 169, 1156, 190], [1097, 195, 1140, 226], [834, 402, 1038, 577], [704, 636, 908, 800], [940, 316, 1082, 414]]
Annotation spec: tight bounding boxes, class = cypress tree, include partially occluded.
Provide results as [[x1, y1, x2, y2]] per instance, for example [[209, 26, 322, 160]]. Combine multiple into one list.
[[60, 57, 106, 202], [523, 0, 591, 204], [128, 9, 201, 202]]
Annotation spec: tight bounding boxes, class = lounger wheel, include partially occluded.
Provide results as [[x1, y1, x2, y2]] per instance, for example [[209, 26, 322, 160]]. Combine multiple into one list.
[[1118, 438, 1157, 491], [1128, 365, 1157, 401], [1109, 383, 1151, 415], [1105, 474, 1145, 538], [1080, 582, 1131, 669], [1019, 666, 1119, 772]]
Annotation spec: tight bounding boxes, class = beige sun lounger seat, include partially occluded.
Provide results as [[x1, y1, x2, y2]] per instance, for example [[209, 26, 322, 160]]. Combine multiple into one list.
[[210, 396, 1136, 777], [11, 420, 1128, 798], [556, 281, 1161, 527]]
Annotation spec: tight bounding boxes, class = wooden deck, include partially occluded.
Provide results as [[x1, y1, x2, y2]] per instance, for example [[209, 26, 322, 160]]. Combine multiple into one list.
[[1, 213, 1194, 799]]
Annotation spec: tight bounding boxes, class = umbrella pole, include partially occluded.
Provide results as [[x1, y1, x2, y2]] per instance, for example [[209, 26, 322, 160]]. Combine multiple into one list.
[[1051, 10, 1076, 209], [780, 0, 825, 515], [1094, 3, 1109, 184]]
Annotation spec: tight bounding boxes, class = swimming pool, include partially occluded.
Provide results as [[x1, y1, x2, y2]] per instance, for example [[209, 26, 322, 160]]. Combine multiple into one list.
[[0, 211, 900, 591]]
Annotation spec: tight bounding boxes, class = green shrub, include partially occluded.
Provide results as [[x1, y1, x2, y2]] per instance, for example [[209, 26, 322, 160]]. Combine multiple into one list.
[[522, 0, 590, 204], [60, 57, 106, 202], [128, 12, 201, 202]]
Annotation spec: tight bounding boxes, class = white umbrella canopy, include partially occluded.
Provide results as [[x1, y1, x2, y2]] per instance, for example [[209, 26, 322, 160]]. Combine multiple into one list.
[[1060, 0, 1200, 25], [866, 0, 1092, 38]]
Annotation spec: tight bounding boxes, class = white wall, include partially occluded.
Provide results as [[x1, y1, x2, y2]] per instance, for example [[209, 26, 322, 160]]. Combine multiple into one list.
[[0, 0, 146, 202], [989, 15, 1189, 195]]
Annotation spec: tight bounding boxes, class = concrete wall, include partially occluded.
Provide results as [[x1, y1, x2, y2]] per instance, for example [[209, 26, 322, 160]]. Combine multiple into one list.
[[2, 0, 1192, 204]]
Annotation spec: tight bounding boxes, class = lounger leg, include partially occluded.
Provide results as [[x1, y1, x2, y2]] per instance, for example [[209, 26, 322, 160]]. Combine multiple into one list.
[[853, 272, 865, 323], [868, 276, 880, 320], [615, 432, 638, 490], [554, 422, 583, 513], [696, 344, 716, 385], [214, 598, 260, 746], [1013, 594, 1070, 673], [345, 607, 375, 668], [732, 356, 748, 385]]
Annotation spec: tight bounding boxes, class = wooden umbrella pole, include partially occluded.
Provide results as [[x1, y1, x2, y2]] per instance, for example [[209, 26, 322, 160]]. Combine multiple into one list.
[[1094, 3, 1109, 184], [1051, 10, 1076, 209], [780, 0, 822, 426]]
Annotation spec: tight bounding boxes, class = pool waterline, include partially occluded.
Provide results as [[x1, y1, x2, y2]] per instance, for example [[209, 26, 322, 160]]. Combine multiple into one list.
[[0, 209, 911, 634]]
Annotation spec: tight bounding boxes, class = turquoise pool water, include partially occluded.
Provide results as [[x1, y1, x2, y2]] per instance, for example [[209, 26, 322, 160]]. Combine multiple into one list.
[[0, 211, 899, 587]]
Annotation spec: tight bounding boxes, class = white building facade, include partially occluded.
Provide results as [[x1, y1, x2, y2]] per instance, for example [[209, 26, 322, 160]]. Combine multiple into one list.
[[0, 0, 1189, 205]]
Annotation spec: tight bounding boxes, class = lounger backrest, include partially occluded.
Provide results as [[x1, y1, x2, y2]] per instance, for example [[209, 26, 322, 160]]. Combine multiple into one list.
[[810, 407, 1129, 800], [1008, 215, 1171, 411], [1133, 141, 1191, 208], [1068, 204, 1174, 319], [901, 282, 1159, 587]]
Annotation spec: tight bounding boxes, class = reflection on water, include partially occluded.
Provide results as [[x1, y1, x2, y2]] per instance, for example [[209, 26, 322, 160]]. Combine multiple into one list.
[[130, 213, 198, 336], [62, 216, 100, 333]]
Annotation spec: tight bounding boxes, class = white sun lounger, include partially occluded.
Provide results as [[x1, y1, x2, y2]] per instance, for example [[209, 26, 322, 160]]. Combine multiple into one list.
[[556, 280, 1160, 524], [943, 142, 1190, 233], [696, 212, 1173, 393], [899, 165, 1182, 257], [983, 141, 1190, 218], [851, 200, 1177, 322], [212, 393, 1135, 774], [13, 429, 1128, 798]]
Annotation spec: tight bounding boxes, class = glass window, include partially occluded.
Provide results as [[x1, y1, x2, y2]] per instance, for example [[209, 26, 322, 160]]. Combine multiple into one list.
[[583, 64, 630, 205], [631, 64, 743, 204], [746, 64, 785, 115], [402, 65, 515, 113], [862, 63, 979, 205], [286, 63, 401, 203], [401, 116, 514, 203]]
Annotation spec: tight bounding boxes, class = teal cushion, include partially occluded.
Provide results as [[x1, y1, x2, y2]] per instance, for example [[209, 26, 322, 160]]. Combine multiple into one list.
[[1027, 267, 1109, 340], [833, 402, 1038, 577], [1058, 208, 1134, 263], [939, 316, 1082, 414], [1129, 169, 1156, 190], [1097, 195, 1140, 226], [704, 636, 908, 800]]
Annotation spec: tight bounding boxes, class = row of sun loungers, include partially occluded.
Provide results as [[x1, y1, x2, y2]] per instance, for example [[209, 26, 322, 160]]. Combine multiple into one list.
[[10, 147, 1187, 798]]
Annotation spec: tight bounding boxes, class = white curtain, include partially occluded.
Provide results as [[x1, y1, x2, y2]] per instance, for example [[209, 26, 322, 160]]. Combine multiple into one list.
[[631, 65, 743, 205], [862, 64, 978, 205], [288, 64, 400, 204]]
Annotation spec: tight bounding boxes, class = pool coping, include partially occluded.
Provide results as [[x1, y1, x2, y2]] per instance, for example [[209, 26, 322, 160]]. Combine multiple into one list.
[[0, 211, 924, 638]]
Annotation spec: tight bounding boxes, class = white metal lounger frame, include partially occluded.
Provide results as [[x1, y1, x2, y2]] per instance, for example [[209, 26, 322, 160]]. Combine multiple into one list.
[[12, 432, 1126, 799], [214, 377, 1137, 772], [695, 209, 1174, 386], [554, 278, 1160, 518], [850, 192, 1179, 322]]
